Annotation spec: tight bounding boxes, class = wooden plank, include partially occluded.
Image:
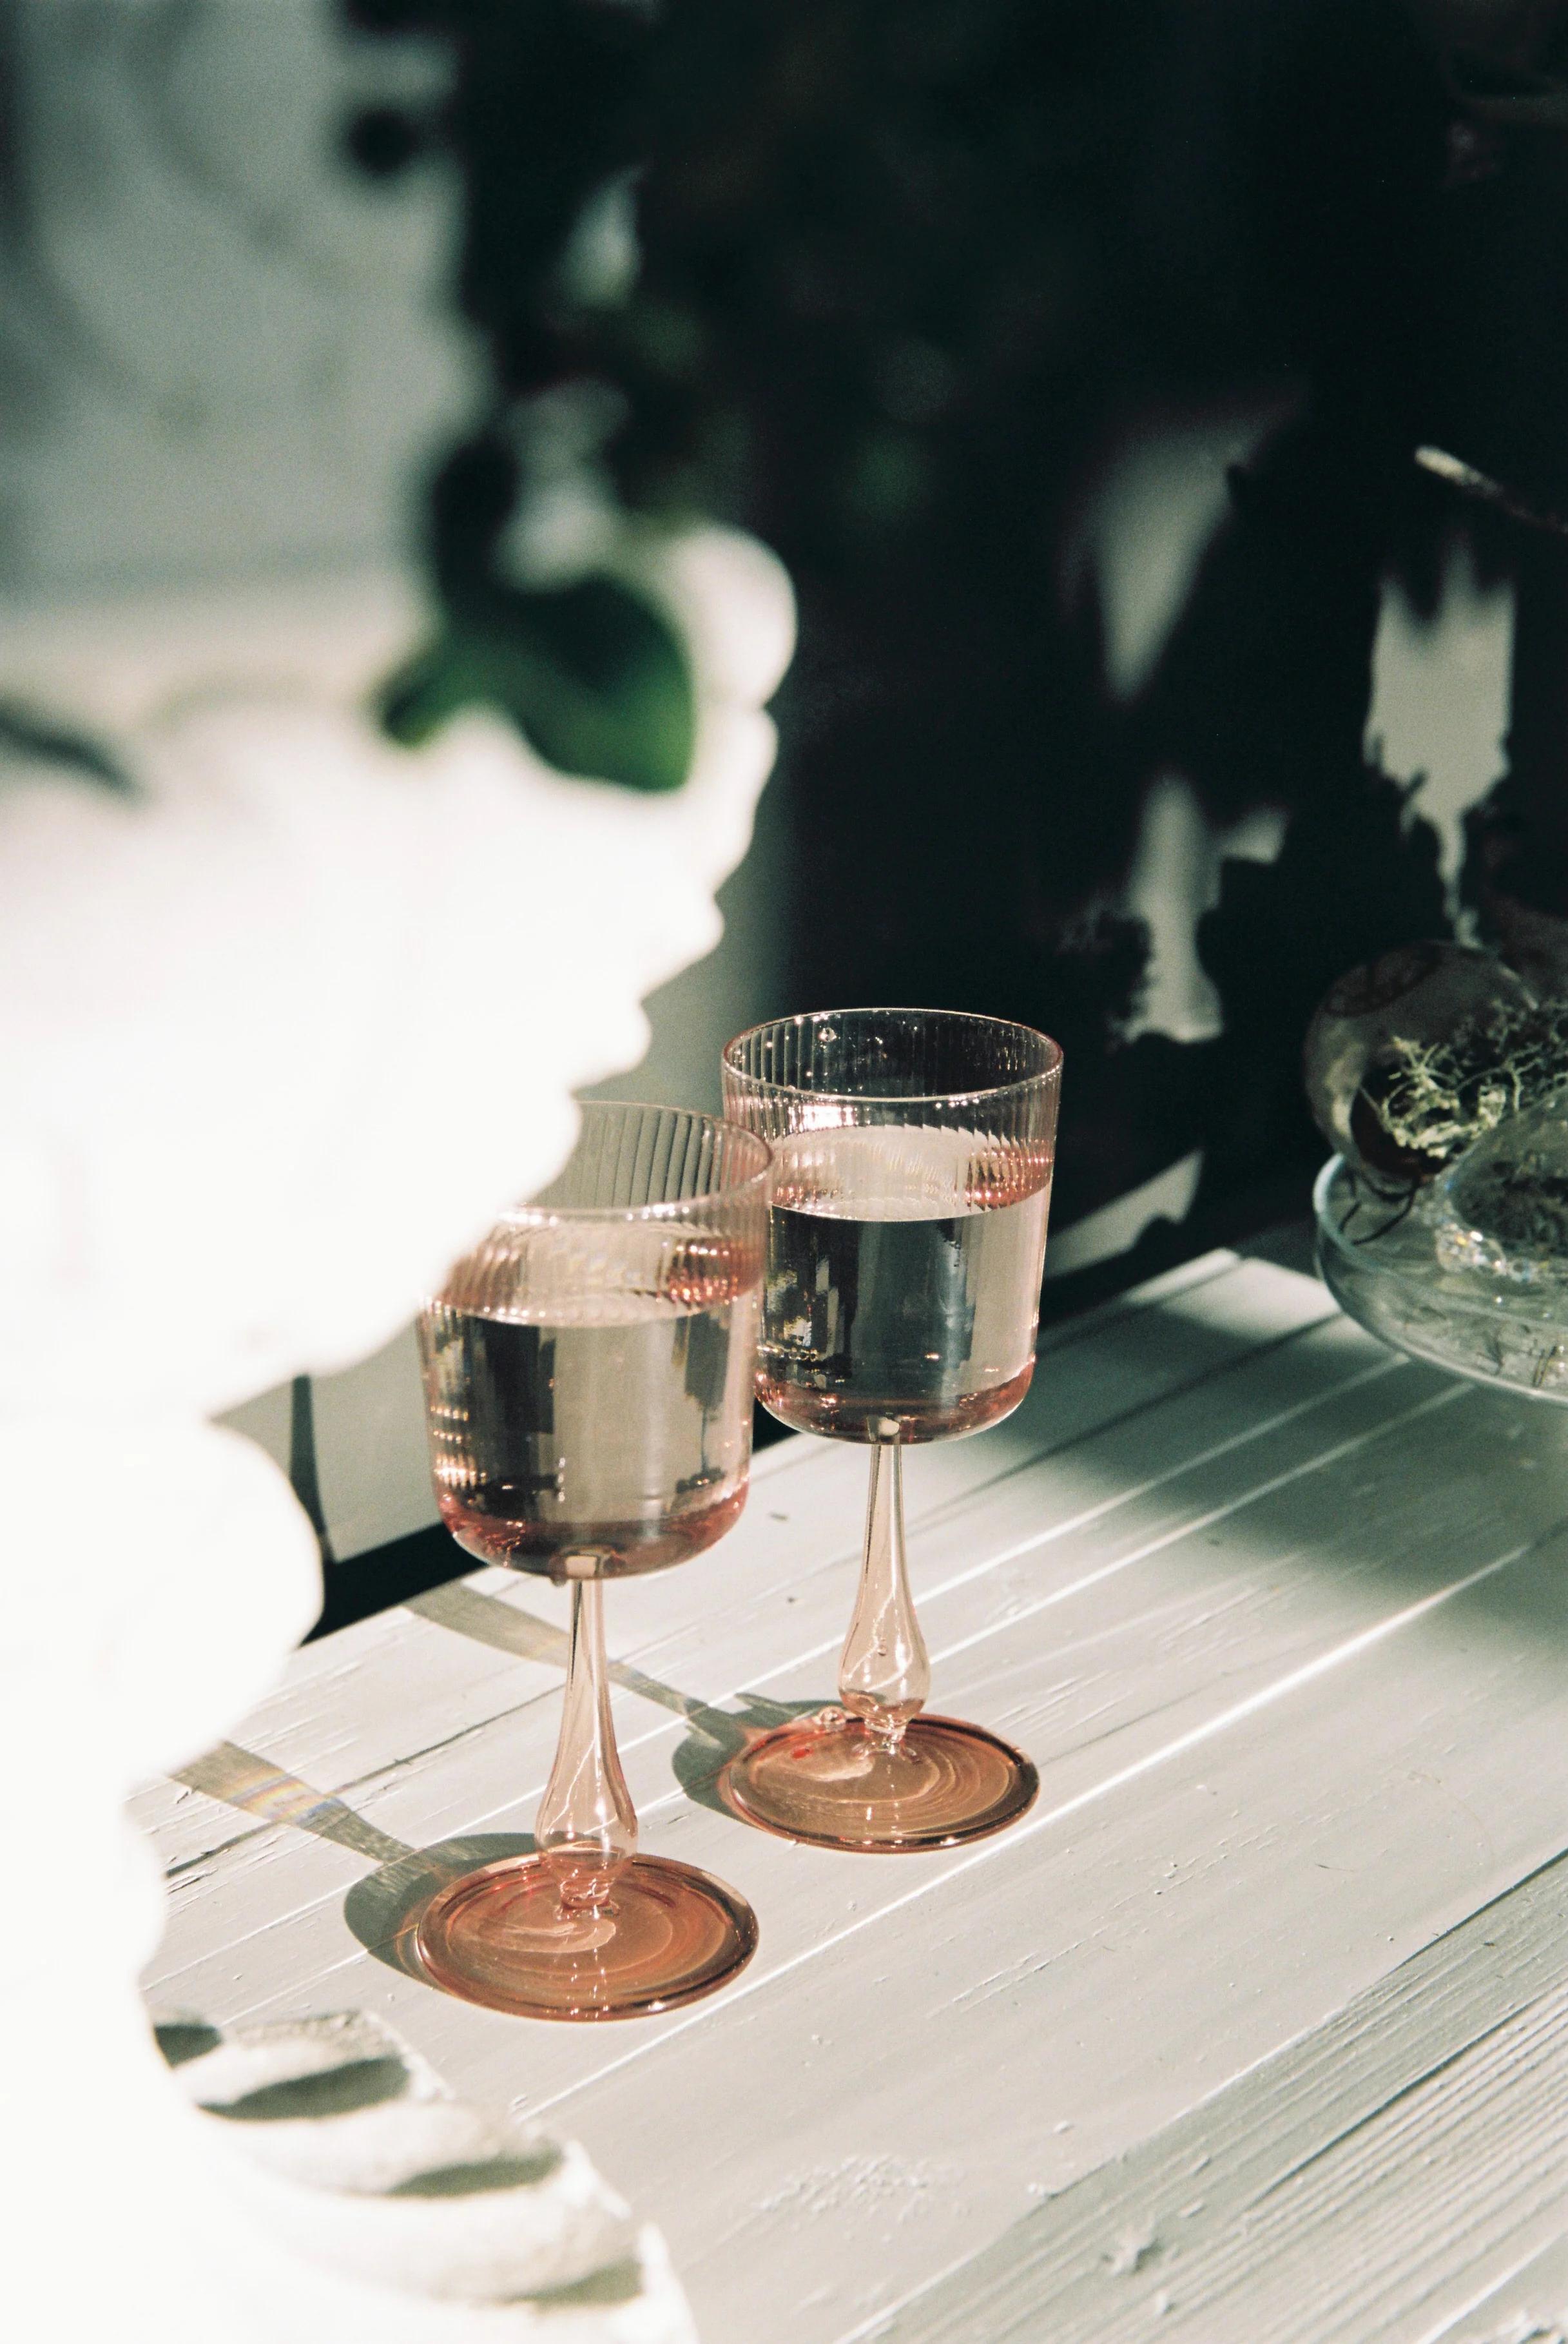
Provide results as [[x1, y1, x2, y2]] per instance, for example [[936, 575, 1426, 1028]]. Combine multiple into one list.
[[860, 1850, 1568, 2344]]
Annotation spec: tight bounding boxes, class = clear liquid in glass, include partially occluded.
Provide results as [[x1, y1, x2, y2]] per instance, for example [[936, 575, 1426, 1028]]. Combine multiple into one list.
[[756, 1124, 1051, 1441], [420, 1227, 759, 1574]]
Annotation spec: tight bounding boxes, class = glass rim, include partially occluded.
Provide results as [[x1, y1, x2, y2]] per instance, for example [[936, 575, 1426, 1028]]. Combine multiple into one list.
[[500, 1101, 773, 1226], [721, 1005, 1063, 1109]]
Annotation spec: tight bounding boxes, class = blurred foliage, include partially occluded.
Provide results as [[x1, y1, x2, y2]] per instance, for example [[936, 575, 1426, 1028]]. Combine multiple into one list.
[[380, 580, 693, 791], [344, 0, 1466, 577], [364, 344, 695, 787]]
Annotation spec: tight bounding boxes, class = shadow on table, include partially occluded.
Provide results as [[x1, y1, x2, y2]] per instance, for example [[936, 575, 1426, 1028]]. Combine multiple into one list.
[[345, 1833, 539, 1983], [286, 1580, 834, 1982], [664, 1691, 826, 1817], [404, 1577, 825, 1815]]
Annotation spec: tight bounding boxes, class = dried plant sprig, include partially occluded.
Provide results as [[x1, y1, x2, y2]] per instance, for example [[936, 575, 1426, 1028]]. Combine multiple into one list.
[[1372, 997, 1568, 1159]]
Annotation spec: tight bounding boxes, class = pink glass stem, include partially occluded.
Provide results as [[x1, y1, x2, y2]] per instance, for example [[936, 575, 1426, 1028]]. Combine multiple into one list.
[[535, 1564, 636, 1908], [838, 1429, 930, 1747]]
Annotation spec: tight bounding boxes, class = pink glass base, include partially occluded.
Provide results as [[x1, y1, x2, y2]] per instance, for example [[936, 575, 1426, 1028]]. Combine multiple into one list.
[[718, 1710, 1039, 1852], [413, 1853, 758, 2020]]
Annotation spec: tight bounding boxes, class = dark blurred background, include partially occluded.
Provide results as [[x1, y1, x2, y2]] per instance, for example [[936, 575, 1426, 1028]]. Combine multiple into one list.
[[341, 0, 1568, 1303]]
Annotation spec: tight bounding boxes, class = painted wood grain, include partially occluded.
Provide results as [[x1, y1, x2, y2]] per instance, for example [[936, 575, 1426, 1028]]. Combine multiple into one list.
[[1431, 2232, 1568, 2343], [863, 1848, 1568, 2344]]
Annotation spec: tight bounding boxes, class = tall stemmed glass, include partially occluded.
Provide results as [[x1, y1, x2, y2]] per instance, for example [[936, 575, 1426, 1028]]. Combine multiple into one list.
[[720, 1009, 1061, 1852], [412, 1102, 771, 2019]]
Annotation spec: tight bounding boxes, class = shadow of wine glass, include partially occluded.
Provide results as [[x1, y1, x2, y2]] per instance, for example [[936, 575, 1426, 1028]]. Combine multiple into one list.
[[341, 1689, 828, 1990], [188, 1570, 842, 1985], [344, 1832, 539, 1984], [663, 1690, 828, 1816], [340, 1686, 828, 1987], [173, 1630, 827, 2006], [403, 1579, 824, 1819]]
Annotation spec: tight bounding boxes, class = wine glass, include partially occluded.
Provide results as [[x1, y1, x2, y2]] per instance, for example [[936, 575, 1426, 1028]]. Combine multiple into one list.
[[719, 1008, 1061, 1851], [412, 1101, 771, 2019]]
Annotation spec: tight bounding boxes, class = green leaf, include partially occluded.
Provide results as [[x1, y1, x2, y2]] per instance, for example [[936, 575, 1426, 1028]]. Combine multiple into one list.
[[378, 574, 697, 793]]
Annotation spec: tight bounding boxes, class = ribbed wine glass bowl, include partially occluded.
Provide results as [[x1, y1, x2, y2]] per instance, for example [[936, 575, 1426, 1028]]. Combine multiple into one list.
[[412, 1102, 771, 2019], [718, 1007, 1062, 1852]]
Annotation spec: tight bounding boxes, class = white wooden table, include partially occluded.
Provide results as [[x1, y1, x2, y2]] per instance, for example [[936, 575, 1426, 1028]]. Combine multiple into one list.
[[135, 1239, 1568, 2343]]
